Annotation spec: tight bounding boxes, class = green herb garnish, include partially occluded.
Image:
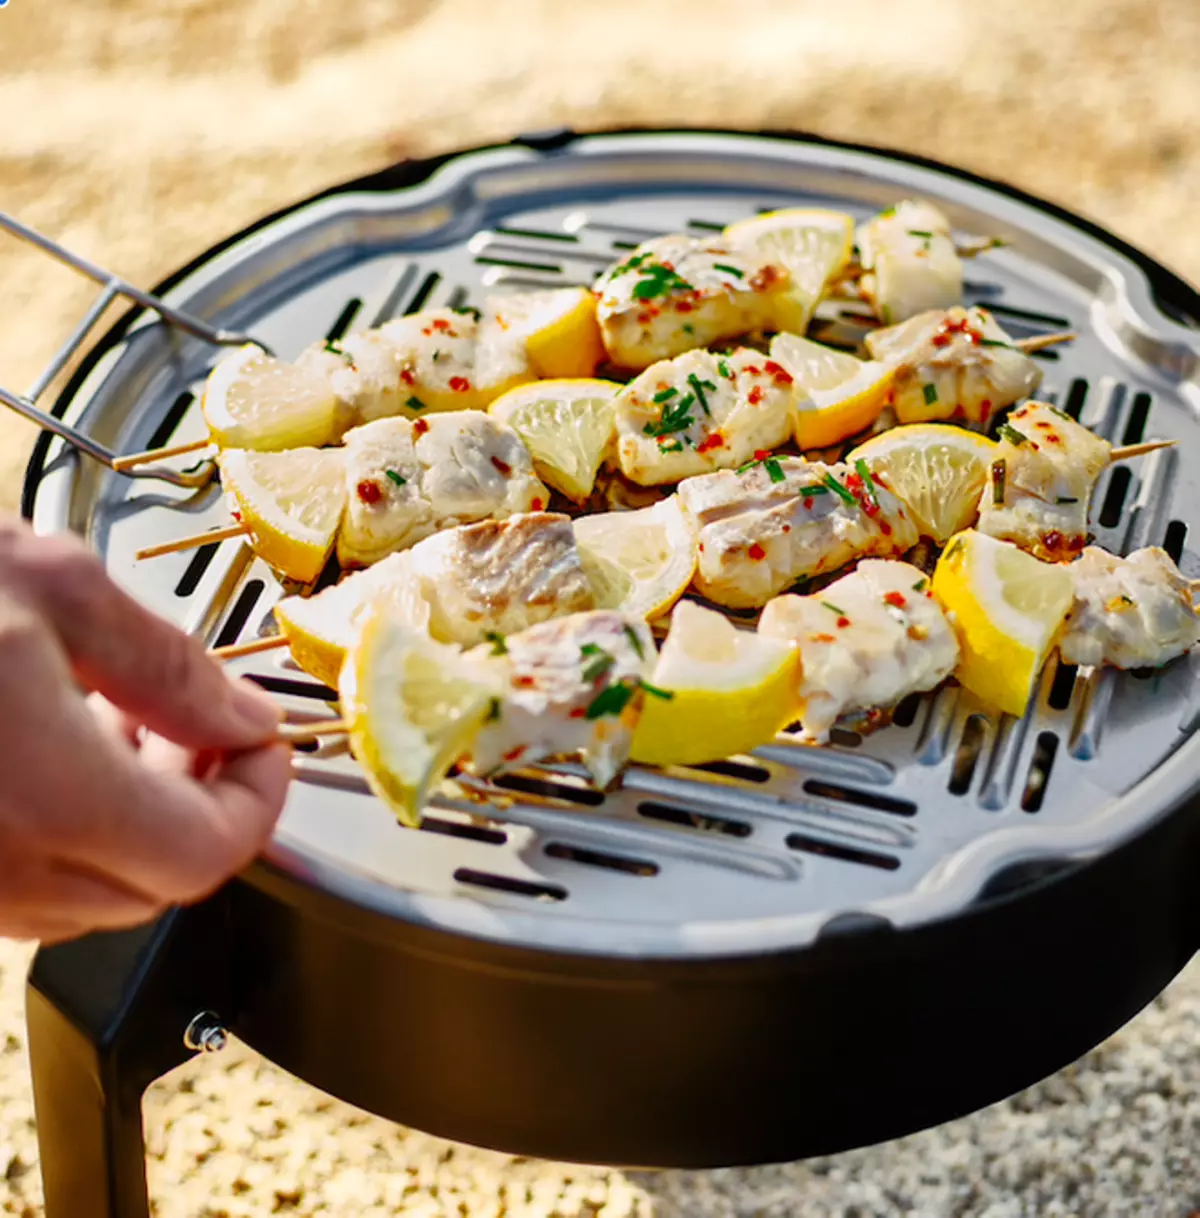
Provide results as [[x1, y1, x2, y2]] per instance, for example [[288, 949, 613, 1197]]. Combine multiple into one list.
[[640, 680, 673, 701], [385, 468, 407, 487], [822, 601, 847, 616], [922, 383, 939, 406], [681, 323, 695, 335], [713, 262, 745, 279], [653, 387, 678, 403], [452, 305, 482, 320], [485, 697, 501, 723], [657, 439, 684, 453], [799, 484, 830, 497], [608, 251, 652, 278], [908, 229, 934, 239], [432, 349, 444, 362], [912, 577, 928, 592], [631, 263, 694, 300], [623, 623, 646, 661], [585, 676, 674, 720], [580, 643, 616, 683], [405, 395, 428, 411], [718, 358, 733, 378], [823, 473, 857, 506], [853, 458, 878, 507], [737, 454, 785, 482], [991, 458, 1006, 506], [484, 631, 508, 656], [323, 338, 354, 365], [687, 373, 717, 417], [643, 392, 696, 438], [997, 422, 1029, 446]]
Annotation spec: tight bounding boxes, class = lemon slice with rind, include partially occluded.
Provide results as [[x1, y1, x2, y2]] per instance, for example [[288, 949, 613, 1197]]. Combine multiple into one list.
[[490, 287, 606, 379], [770, 332, 894, 451], [630, 600, 800, 766], [848, 423, 997, 543], [338, 603, 499, 826], [573, 498, 697, 620], [725, 208, 855, 332], [488, 378, 620, 503], [202, 344, 342, 451], [931, 529, 1074, 717]]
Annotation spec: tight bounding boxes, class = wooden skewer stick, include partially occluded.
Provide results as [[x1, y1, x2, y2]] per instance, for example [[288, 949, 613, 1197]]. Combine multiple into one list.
[[112, 438, 213, 471], [1110, 440, 1177, 463], [277, 718, 349, 743], [957, 237, 1008, 258], [1015, 331, 1076, 353], [135, 523, 250, 561], [210, 635, 288, 660]]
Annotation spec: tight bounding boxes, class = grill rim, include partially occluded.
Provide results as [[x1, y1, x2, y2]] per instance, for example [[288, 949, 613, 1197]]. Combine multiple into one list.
[[20, 126, 1200, 961]]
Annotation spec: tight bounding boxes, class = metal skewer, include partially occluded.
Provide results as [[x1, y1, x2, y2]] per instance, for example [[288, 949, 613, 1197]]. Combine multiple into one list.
[[0, 211, 265, 490]]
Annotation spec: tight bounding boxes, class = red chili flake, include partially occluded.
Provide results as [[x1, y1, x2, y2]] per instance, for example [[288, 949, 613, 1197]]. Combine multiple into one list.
[[749, 265, 781, 291], [696, 433, 725, 453], [356, 479, 382, 505], [490, 456, 512, 475], [747, 542, 766, 561], [513, 676, 536, 690], [748, 385, 765, 405], [753, 449, 771, 461], [880, 520, 893, 536], [400, 368, 416, 386], [883, 591, 907, 609], [812, 633, 836, 644], [421, 327, 433, 337], [836, 617, 851, 629], [636, 311, 653, 324], [1045, 433, 1063, 445], [495, 316, 509, 331], [662, 260, 675, 271], [431, 318, 452, 332], [449, 376, 471, 392], [503, 745, 526, 762], [763, 360, 793, 385], [413, 418, 430, 437], [980, 398, 992, 413], [932, 333, 952, 348], [1034, 421, 1053, 430], [783, 523, 792, 532], [802, 498, 813, 510], [676, 300, 694, 313], [568, 707, 587, 719], [744, 365, 762, 376], [531, 497, 545, 511]]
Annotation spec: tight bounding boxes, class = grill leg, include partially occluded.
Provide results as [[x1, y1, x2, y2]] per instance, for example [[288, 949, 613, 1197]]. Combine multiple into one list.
[[26, 898, 231, 1218]]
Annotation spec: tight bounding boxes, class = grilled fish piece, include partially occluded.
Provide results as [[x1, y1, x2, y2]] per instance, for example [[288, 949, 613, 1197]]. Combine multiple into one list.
[[865, 306, 1041, 426], [759, 559, 958, 739], [295, 330, 411, 432], [592, 235, 793, 371], [337, 413, 548, 568], [1060, 547, 1200, 670], [612, 348, 796, 484], [857, 200, 963, 325], [467, 610, 656, 786], [976, 402, 1110, 562], [676, 458, 919, 609]]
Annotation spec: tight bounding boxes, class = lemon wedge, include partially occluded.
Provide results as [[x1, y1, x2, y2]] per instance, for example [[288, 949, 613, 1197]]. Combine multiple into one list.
[[630, 600, 800, 766], [202, 344, 342, 451], [490, 287, 606, 379], [217, 447, 345, 585], [724, 208, 855, 332], [848, 424, 997, 543], [339, 603, 499, 826], [573, 498, 697, 620], [931, 529, 1074, 717], [769, 332, 894, 450], [488, 378, 620, 503], [274, 554, 429, 688]]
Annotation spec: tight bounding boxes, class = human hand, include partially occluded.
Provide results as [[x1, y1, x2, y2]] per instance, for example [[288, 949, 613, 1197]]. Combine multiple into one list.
[[0, 516, 290, 943]]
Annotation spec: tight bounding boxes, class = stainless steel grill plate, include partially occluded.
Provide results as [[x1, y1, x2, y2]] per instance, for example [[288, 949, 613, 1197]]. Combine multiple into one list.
[[25, 132, 1200, 958]]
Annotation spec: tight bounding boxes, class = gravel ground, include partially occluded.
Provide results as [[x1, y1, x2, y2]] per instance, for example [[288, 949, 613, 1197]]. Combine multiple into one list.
[[1, 1, 1199, 1214]]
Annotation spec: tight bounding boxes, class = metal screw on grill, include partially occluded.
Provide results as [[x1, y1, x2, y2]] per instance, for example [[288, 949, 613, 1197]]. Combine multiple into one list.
[[183, 1010, 228, 1054]]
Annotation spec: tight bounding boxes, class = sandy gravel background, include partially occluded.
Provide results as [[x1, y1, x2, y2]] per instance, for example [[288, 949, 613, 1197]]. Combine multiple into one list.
[[1, 1, 1199, 1214]]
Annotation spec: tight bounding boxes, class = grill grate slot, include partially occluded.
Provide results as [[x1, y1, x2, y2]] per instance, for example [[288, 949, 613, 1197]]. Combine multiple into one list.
[[1047, 661, 1079, 711], [786, 833, 900, 871], [404, 271, 441, 315], [1063, 377, 1089, 420], [985, 302, 1073, 330], [802, 780, 916, 818], [491, 771, 606, 806], [213, 579, 264, 649], [544, 842, 659, 877], [475, 254, 563, 274], [1164, 520, 1188, 563], [1021, 732, 1060, 813], [325, 298, 362, 341], [637, 801, 752, 837], [422, 817, 507, 846], [949, 715, 988, 795], [249, 675, 336, 701], [1098, 466, 1133, 528], [145, 390, 196, 450], [1121, 392, 1153, 444], [453, 868, 567, 902], [493, 225, 579, 244], [686, 759, 770, 784], [173, 543, 219, 598], [892, 694, 922, 728]]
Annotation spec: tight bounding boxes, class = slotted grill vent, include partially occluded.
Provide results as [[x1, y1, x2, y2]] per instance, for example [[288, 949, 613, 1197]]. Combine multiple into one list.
[[26, 133, 1200, 957]]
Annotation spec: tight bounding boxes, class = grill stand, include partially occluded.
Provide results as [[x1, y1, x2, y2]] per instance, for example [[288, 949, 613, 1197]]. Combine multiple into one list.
[[27, 900, 230, 1218]]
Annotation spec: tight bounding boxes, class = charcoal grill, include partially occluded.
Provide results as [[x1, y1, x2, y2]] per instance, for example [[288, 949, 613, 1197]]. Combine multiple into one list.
[[16, 128, 1200, 1218]]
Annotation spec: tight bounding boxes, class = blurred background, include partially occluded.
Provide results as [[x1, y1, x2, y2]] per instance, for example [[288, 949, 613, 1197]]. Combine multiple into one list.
[[0, 0, 1198, 1213]]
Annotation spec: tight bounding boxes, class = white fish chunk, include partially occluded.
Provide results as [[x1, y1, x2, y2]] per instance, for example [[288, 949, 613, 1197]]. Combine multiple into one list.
[[857, 200, 963, 325]]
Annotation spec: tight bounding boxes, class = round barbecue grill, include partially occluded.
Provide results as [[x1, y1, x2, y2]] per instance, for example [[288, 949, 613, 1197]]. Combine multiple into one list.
[[15, 128, 1200, 1218]]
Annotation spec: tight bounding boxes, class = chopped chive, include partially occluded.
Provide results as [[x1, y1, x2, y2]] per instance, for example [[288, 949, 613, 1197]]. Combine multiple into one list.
[[943, 537, 964, 562], [991, 458, 1006, 505], [484, 631, 508, 656], [585, 680, 636, 720], [485, 697, 502, 723], [821, 601, 847, 616], [405, 395, 427, 411], [799, 484, 830, 496], [630, 263, 694, 300], [912, 577, 928, 592], [823, 473, 857, 506], [452, 305, 482, 319], [713, 262, 745, 278], [639, 679, 674, 701], [687, 372, 717, 417], [908, 229, 934, 239], [879, 205, 897, 219], [652, 387, 678, 403], [997, 422, 1028, 446], [643, 392, 695, 438], [581, 645, 616, 683], [623, 624, 646, 661], [922, 383, 939, 406], [681, 323, 695, 335], [432, 349, 444, 361], [657, 439, 684, 453], [853, 458, 878, 506], [764, 456, 785, 483], [718, 358, 733, 378], [1046, 405, 1072, 420], [1056, 496, 1079, 505], [1119, 594, 1135, 607], [384, 468, 407, 487]]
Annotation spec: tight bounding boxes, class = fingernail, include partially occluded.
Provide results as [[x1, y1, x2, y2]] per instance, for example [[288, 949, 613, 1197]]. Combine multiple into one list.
[[228, 677, 282, 737]]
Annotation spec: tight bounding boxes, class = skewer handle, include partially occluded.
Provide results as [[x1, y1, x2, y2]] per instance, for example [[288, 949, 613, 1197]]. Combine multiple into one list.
[[1110, 439, 1177, 463], [135, 522, 250, 560], [112, 437, 212, 471], [210, 635, 288, 660]]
